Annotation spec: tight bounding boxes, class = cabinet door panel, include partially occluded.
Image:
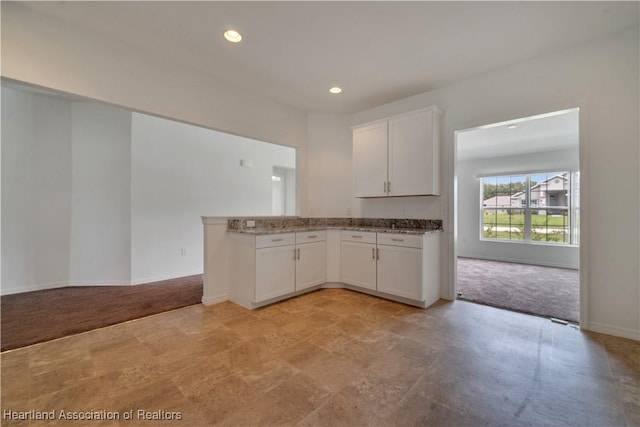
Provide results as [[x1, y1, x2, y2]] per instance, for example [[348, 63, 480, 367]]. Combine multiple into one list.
[[353, 122, 388, 197], [377, 245, 423, 300], [388, 109, 438, 196], [255, 245, 296, 302], [340, 241, 376, 290], [296, 241, 327, 291]]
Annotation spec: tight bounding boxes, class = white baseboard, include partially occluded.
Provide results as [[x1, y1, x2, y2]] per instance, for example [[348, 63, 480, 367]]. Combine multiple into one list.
[[202, 294, 228, 306], [2, 271, 205, 295], [1, 282, 67, 296], [67, 280, 131, 287], [320, 282, 344, 289], [586, 321, 640, 341], [457, 254, 578, 270], [130, 270, 203, 286]]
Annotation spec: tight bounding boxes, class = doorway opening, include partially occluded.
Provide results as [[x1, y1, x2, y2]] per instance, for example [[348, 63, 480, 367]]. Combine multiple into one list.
[[272, 166, 296, 216], [454, 108, 580, 323]]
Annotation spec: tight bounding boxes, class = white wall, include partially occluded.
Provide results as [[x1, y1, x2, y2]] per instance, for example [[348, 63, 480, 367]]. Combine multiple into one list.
[[306, 113, 353, 218], [1, 87, 72, 294], [1, 2, 308, 212], [130, 112, 296, 284], [457, 148, 580, 269], [2, 89, 296, 291], [69, 102, 132, 285], [329, 27, 637, 340], [2, 3, 308, 290]]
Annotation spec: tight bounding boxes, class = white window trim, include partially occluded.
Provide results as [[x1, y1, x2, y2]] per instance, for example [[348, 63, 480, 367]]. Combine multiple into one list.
[[480, 172, 578, 246]]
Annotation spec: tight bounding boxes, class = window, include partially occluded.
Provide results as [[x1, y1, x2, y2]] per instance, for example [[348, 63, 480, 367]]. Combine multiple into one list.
[[481, 172, 578, 245]]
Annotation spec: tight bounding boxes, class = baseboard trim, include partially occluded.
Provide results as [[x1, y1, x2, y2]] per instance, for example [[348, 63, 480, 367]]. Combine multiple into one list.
[[1, 282, 67, 296], [457, 254, 578, 270], [2, 273, 205, 296], [202, 294, 228, 306], [586, 321, 640, 341], [67, 281, 131, 287], [320, 282, 344, 289], [130, 271, 203, 286]]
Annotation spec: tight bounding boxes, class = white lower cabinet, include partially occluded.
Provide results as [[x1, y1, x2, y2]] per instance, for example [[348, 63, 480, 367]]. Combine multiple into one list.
[[340, 231, 377, 290], [229, 231, 326, 308], [377, 244, 423, 300], [230, 229, 439, 309], [255, 243, 296, 302], [340, 231, 440, 307], [295, 231, 327, 291]]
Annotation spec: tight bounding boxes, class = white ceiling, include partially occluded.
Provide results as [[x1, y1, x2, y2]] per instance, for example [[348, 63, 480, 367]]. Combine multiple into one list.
[[16, 1, 640, 113], [456, 108, 580, 161]]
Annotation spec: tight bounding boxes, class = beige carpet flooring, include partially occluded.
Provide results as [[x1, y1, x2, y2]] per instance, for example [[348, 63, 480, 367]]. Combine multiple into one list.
[[457, 257, 579, 323]]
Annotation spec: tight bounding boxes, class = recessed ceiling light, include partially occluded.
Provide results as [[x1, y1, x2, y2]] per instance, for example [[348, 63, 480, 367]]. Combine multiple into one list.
[[329, 86, 342, 94], [507, 125, 517, 129], [223, 30, 242, 43]]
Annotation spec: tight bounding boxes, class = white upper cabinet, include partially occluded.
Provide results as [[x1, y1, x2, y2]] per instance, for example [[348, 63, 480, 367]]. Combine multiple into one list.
[[353, 121, 388, 197], [352, 107, 441, 197]]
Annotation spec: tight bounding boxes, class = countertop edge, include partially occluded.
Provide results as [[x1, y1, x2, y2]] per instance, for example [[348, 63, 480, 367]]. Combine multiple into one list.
[[226, 226, 442, 236]]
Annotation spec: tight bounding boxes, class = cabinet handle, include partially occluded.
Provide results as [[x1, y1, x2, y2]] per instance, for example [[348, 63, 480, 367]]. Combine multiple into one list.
[[307, 235, 318, 239], [372, 248, 375, 259], [384, 181, 387, 193], [297, 248, 301, 260], [351, 235, 362, 239], [387, 181, 391, 193], [272, 238, 283, 242], [391, 238, 404, 242], [293, 248, 297, 260], [376, 248, 380, 260]]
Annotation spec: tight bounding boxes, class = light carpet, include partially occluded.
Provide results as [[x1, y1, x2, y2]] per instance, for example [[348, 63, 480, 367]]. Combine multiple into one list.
[[457, 257, 579, 323]]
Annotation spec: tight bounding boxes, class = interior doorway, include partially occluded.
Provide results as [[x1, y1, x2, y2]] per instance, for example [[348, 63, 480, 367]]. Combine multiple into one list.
[[454, 108, 580, 323], [272, 166, 296, 216]]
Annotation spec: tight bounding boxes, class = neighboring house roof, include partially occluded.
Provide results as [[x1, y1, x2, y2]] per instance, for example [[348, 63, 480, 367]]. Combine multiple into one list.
[[482, 195, 519, 207], [530, 173, 568, 192]]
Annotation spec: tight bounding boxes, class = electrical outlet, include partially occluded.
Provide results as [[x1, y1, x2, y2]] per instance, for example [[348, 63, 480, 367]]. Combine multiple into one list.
[[180, 247, 188, 256], [246, 220, 256, 228]]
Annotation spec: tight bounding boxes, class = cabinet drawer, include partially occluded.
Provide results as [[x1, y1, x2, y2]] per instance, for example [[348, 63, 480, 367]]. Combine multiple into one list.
[[296, 230, 326, 244], [340, 230, 377, 244], [256, 233, 296, 248], [377, 233, 422, 248]]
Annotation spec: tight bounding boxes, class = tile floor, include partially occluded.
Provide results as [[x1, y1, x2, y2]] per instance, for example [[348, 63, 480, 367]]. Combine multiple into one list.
[[1, 288, 638, 426]]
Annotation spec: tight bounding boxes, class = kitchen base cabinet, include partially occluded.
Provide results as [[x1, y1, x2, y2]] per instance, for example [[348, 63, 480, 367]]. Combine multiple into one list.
[[377, 245, 423, 300], [295, 235, 327, 291], [339, 231, 440, 308], [255, 244, 296, 302], [377, 232, 440, 307], [228, 231, 326, 309], [340, 231, 377, 291], [228, 229, 439, 310]]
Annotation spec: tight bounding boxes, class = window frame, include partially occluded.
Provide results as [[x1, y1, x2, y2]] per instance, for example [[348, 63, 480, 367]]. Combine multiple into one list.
[[479, 171, 578, 246]]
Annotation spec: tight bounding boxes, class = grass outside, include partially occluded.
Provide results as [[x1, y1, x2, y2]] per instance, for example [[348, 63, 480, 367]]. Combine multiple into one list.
[[483, 212, 568, 227], [483, 211, 569, 243]]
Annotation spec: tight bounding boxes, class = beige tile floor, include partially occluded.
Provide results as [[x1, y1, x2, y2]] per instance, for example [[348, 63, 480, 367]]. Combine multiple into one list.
[[2, 288, 639, 426]]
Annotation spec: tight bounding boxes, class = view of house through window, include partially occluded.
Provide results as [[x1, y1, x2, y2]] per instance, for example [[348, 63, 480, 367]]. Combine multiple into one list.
[[481, 171, 579, 245]]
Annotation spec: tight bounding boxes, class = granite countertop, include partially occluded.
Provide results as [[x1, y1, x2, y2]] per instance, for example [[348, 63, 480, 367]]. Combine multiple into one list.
[[226, 226, 438, 235], [223, 217, 443, 235]]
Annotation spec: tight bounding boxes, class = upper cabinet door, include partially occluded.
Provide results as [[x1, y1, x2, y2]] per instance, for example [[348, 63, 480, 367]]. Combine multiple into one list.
[[353, 121, 388, 197], [388, 108, 440, 196]]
